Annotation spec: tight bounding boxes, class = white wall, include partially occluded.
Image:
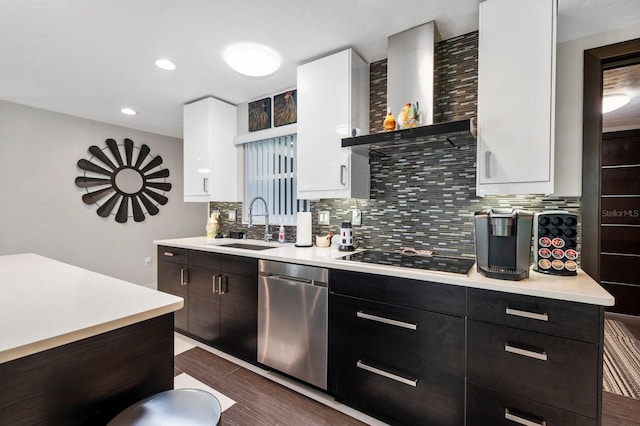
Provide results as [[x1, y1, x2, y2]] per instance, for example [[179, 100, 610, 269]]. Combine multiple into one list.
[[0, 101, 207, 287], [554, 23, 640, 196]]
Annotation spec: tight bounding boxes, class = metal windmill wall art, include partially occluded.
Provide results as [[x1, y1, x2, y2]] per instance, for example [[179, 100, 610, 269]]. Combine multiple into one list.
[[75, 138, 171, 223]]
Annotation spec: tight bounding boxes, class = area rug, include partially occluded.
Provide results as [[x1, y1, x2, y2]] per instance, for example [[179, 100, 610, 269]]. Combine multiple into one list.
[[603, 319, 640, 399]]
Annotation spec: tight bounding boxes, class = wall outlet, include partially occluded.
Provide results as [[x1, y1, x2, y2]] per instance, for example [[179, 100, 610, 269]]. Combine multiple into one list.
[[228, 210, 237, 222], [318, 210, 331, 225], [352, 209, 362, 226], [144, 256, 152, 267]]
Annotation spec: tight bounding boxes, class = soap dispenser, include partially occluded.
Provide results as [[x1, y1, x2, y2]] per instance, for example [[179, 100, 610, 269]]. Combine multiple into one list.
[[278, 225, 285, 243]]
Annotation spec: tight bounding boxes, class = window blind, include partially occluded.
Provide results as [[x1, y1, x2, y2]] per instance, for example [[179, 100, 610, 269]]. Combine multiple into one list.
[[244, 134, 307, 226]]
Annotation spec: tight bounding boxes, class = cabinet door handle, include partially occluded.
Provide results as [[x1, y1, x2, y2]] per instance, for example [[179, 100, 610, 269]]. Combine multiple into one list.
[[219, 275, 227, 295], [504, 343, 548, 361], [180, 268, 188, 286], [357, 311, 417, 330], [203, 177, 208, 193], [504, 408, 547, 426], [212, 275, 219, 294], [356, 360, 418, 387], [506, 308, 549, 322], [163, 251, 175, 257], [340, 165, 347, 186], [484, 151, 491, 179]]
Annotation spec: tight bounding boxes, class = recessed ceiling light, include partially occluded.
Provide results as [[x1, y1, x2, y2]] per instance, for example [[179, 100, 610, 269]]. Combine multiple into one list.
[[602, 94, 630, 114], [222, 43, 281, 77], [121, 108, 137, 115], [155, 59, 177, 71]]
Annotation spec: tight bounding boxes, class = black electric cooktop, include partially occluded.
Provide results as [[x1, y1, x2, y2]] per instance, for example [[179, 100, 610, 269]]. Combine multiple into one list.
[[338, 250, 476, 275]]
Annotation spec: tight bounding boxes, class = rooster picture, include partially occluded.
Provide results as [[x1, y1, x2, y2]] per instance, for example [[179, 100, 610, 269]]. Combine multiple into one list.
[[274, 90, 297, 127], [249, 97, 271, 131]]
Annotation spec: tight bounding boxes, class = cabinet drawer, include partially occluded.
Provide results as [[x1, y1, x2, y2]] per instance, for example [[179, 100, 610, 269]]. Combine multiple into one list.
[[467, 320, 598, 418], [189, 250, 221, 269], [467, 382, 596, 426], [467, 288, 601, 343], [333, 345, 464, 426], [220, 254, 257, 278], [330, 295, 464, 378], [330, 269, 465, 316], [157, 246, 189, 265]]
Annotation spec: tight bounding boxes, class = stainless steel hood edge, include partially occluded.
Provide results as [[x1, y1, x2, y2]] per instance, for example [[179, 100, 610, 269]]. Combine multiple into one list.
[[342, 119, 476, 154]]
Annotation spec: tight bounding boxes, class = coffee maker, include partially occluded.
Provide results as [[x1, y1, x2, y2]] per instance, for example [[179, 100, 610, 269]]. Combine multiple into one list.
[[474, 208, 534, 281]]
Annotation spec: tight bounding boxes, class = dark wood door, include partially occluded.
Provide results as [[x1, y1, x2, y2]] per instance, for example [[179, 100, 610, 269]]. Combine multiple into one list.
[[219, 272, 258, 362], [157, 260, 188, 331], [601, 129, 640, 315], [188, 265, 222, 346]]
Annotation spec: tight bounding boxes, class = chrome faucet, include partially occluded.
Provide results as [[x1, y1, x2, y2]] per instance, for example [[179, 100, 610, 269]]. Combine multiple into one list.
[[248, 196, 272, 242]]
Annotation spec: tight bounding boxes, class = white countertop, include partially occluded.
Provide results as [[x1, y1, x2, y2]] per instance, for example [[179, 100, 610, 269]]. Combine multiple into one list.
[[155, 237, 615, 307], [0, 254, 183, 364]]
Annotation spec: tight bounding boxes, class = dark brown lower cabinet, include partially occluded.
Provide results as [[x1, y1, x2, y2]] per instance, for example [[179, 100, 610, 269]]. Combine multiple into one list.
[[467, 320, 598, 418], [329, 270, 465, 425], [157, 246, 258, 363], [467, 288, 604, 425], [467, 383, 597, 426], [157, 247, 189, 331], [188, 264, 222, 343]]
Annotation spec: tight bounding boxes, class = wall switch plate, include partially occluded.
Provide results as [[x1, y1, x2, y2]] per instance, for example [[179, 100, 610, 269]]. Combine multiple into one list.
[[352, 209, 362, 226], [318, 211, 331, 225], [228, 210, 236, 222], [144, 257, 151, 267]]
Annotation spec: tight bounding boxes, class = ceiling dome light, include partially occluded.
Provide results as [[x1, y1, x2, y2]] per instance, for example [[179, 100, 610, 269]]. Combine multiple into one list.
[[121, 108, 137, 115], [155, 59, 177, 71], [223, 43, 281, 77], [602, 94, 630, 114]]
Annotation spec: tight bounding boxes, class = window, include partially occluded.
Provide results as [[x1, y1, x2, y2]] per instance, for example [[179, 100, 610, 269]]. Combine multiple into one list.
[[244, 134, 308, 226]]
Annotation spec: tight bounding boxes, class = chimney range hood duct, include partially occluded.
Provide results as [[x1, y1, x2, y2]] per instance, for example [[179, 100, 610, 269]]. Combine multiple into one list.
[[388, 21, 437, 126], [342, 21, 475, 154]]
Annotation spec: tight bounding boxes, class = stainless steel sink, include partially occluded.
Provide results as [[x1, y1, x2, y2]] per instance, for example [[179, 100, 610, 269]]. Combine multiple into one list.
[[220, 242, 276, 251]]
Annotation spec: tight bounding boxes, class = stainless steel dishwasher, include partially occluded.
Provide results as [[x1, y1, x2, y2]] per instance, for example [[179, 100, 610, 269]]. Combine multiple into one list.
[[258, 260, 328, 390]]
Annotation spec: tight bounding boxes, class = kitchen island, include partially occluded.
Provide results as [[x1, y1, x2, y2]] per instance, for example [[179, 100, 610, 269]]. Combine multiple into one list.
[[0, 254, 183, 425]]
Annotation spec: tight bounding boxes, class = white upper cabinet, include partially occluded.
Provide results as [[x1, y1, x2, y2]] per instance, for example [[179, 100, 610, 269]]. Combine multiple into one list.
[[477, 0, 557, 196], [297, 48, 370, 200], [183, 97, 241, 202]]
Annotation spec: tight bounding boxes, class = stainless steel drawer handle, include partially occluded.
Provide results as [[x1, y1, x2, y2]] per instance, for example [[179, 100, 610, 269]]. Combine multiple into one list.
[[219, 275, 227, 295], [163, 252, 175, 257], [356, 360, 418, 387], [180, 268, 188, 286], [505, 408, 547, 426], [356, 311, 417, 330], [212, 275, 219, 294], [504, 344, 548, 361], [506, 308, 549, 322]]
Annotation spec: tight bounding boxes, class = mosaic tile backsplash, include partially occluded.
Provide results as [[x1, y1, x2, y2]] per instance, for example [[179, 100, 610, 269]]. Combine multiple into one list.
[[210, 31, 582, 258]]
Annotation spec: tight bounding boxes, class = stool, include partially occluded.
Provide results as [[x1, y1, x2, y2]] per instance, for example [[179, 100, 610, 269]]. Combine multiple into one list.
[[108, 388, 222, 425]]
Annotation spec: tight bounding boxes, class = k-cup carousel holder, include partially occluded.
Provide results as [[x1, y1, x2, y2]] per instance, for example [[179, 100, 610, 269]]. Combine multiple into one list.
[[534, 211, 578, 276]]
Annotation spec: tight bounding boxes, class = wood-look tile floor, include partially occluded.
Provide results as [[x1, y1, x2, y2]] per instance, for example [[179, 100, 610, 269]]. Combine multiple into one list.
[[174, 346, 368, 426]]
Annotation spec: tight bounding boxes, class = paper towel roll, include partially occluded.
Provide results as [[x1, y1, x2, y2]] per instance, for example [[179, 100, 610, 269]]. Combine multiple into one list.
[[295, 212, 313, 247]]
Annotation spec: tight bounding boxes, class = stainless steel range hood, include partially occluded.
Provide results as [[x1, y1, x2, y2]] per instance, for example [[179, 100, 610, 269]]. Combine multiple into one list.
[[342, 118, 475, 154], [342, 21, 476, 153]]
